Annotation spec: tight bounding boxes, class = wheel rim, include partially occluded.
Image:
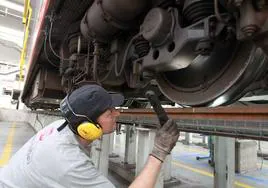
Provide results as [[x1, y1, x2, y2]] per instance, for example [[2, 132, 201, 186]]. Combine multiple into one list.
[[156, 41, 267, 106]]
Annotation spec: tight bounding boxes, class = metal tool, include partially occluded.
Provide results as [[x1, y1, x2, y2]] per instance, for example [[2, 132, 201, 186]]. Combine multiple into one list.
[[145, 90, 168, 127]]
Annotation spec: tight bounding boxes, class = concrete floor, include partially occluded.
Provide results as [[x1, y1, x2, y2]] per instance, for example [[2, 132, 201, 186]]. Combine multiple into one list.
[[0, 121, 35, 168], [1, 121, 268, 188], [170, 142, 268, 188], [113, 132, 268, 188]]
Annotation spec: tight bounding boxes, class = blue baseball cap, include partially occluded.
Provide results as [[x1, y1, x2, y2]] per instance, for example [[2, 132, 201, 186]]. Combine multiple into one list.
[[60, 84, 124, 124]]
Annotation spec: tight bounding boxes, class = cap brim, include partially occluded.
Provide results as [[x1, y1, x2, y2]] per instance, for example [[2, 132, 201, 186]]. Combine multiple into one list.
[[110, 93, 125, 107]]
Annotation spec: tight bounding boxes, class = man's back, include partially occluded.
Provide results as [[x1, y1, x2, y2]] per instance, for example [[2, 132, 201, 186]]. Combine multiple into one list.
[[0, 119, 114, 188]]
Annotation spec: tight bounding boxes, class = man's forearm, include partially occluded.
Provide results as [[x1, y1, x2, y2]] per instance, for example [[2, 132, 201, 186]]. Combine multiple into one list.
[[129, 119, 179, 188], [129, 156, 162, 188]]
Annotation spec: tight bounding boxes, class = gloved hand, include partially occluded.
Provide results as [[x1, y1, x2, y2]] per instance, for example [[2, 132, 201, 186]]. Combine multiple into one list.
[[150, 119, 180, 162]]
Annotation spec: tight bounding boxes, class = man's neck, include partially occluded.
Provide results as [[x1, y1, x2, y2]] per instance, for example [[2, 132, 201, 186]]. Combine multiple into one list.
[[77, 136, 92, 146]]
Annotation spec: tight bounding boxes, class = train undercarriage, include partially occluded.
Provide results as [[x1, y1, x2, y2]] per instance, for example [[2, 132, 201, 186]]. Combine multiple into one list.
[[21, 0, 268, 109]]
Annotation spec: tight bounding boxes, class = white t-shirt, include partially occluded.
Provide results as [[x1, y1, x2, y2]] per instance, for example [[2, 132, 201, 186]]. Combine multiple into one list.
[[0, 119, 115, 188]]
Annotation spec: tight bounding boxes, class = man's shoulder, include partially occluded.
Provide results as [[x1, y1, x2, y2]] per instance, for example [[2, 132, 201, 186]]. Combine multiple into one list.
[[35, 119, 66, 141], [47, 119, 66, 128]]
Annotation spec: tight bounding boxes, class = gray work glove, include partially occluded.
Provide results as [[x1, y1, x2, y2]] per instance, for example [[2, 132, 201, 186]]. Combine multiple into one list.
[[150, 119, 180, 162]]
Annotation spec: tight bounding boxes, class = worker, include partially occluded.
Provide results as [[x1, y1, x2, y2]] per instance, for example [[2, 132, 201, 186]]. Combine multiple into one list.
[[0, 84, 179, 188]]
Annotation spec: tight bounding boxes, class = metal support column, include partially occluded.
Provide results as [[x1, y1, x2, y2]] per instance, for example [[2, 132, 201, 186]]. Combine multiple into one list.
[[136, 127, 164, 188], [185, 133, 193, 145], [163, 154, 181, 186], [109, 132, 119, 158], [214, 136, 235, 188], [120, 125, 125, 157], [124, 125, 136, 164], [202, 135, 208, 145], [99, 135, 110, 177], [91, 140, 100, 169], [109, 132, 115, 155], [91, 135, 110, 177], [164, 155, 172, 180]]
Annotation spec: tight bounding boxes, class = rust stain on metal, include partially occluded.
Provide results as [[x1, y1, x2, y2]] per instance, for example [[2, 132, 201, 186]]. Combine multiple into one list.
[[119, 106, 268, 121]]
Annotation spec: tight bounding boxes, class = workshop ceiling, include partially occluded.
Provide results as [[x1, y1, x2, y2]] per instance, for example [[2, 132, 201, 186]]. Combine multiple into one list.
[[0, 0, 24, 66], [8, 0, 24, 4]]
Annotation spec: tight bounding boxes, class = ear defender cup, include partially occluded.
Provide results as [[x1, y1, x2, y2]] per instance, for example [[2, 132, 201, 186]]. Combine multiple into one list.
[[77, 122, 103, 141]]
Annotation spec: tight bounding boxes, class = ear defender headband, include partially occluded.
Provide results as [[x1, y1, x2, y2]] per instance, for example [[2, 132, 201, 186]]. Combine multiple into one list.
[[60, 95, 103, 141]]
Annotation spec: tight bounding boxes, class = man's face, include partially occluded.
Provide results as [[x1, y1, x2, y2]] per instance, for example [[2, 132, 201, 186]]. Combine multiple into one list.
[[96, 108, 120, 134]]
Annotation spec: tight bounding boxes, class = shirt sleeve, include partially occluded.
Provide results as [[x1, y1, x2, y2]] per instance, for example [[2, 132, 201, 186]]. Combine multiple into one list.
[[60, 160, 115, 188]]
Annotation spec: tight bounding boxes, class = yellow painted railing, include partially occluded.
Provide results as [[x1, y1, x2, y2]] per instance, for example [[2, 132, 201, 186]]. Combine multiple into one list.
[[19, 0, 32, 82]]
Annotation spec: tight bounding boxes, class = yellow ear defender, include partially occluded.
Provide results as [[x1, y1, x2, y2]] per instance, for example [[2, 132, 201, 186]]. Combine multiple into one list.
[[77, 122, 103, 141], [60, 95, 103, 141]]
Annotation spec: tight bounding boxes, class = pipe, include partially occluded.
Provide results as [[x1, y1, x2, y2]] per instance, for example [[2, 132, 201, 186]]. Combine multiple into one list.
[[77, 35, 81, 54], [81, 0, 148, 42], [0, 40, 22, 53], [0, 69, 21, 75], [102, 0, 148, 21], [19, 4, 32, 82], [23, 0, 30, 24], [93, 41, 100, 82]]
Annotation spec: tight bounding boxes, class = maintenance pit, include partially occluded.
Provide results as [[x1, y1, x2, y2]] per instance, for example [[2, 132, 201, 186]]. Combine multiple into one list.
[[1, 108, 268, 188]]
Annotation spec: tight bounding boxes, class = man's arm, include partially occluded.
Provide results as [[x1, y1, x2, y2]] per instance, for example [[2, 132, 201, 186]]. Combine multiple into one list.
[[129, 119, 179, 188], [129, 156, 162, 188]]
